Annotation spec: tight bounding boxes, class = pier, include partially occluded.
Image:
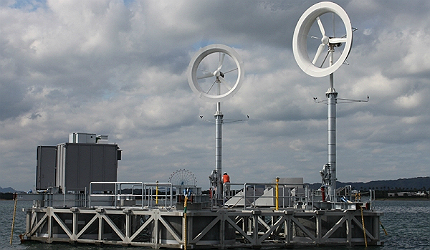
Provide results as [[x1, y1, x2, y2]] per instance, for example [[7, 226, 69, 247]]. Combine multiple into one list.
[[22, 181, 383, 248]]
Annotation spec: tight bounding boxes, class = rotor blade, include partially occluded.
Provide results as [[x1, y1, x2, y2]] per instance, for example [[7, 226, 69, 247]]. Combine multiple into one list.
[[316, 16, 325, 36], [217, 53, 225, 71], [206, 81, 216, 94], [223, 67, 238, 74], [332, 13, 335, 37], [197, 71, 214, 79], [320, 51, 330, 67], [219, 77, 232, 91], [329, 37, 347, 43], [312, 43, 326, 65]]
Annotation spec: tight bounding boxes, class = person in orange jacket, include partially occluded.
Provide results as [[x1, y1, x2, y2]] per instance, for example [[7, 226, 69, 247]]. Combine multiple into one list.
[[223, 172, 230, 197]]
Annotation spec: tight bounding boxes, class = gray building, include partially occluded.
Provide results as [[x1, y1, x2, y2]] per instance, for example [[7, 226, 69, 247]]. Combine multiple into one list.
[[36, 133, 121, 193], [36, 146, 57, 190]]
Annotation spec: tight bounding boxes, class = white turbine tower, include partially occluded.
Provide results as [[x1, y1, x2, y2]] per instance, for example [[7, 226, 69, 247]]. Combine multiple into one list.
[[188, 44, 244, 204], [293, 2, 353, 202]]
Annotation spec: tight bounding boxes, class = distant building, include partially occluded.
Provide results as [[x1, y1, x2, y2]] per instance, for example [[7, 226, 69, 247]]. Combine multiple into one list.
[[387, 191, 427, 197]]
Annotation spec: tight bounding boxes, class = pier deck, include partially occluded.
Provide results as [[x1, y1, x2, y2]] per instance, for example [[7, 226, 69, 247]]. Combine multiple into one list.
[[22, 182, 383, 248]]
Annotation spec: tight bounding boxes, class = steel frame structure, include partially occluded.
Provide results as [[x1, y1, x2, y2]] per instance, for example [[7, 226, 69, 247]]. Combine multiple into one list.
[[24, 206, 382, 248]]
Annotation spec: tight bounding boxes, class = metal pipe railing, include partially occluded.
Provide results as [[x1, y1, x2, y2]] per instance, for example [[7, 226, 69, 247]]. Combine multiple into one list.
[[89, 182, 144, 208], [37, 181, 374, 211], [223, 182, 311, 210], [144, 182, 174, 208], [88, 182, 194, 208]]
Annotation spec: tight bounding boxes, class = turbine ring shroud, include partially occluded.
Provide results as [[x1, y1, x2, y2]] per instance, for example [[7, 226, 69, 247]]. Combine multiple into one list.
[[188, 44, 244, 102], [292, 1, 353, 77]]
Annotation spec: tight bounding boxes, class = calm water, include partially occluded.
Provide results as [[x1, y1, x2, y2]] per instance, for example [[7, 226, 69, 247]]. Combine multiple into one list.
[[1, 200, 430, 249]]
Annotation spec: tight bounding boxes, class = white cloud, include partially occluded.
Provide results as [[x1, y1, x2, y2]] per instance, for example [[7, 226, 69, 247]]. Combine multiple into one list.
[[395, 92, 422, 109]]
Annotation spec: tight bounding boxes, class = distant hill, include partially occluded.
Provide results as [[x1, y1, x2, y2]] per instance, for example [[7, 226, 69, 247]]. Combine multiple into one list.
[[307, 177, 430, 191], [2, 177, 429, 194], [0, 186, 17, 193]]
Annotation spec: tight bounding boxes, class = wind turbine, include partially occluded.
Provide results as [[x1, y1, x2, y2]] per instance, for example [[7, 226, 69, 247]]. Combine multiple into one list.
[[188, 44, 244, 204], [292, 2, 353, 202]]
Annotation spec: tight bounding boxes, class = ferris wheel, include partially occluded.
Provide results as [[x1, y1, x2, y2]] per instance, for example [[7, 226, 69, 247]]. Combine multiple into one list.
[[168, 169, 197, 187]]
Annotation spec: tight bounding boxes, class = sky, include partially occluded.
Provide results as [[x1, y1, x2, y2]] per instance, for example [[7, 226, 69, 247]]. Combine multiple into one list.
[[1, 0, 429, 191]]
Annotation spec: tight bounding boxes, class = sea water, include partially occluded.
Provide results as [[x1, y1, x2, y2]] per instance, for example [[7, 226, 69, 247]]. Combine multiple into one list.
[[1, 200, 430, 249]]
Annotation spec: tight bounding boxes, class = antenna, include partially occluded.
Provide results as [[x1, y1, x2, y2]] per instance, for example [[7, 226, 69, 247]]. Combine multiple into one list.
[[292, 2, 353, 202], [199, 115, 249, 124], [187, 44, 244, 204], [313, 96, 369, 104]]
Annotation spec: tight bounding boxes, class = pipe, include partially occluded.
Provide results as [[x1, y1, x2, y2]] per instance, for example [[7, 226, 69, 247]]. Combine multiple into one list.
[[326, 89, 337, 201], [10, 193, 18, 245], [275, 177, 279, 210], [156, 181, 159, 205], [360, 206, 368, 247], [215, 102, 223, 202], [379, 220, 388, 236], [183, 192, 189, 250], [321, 186, 326, 202], [326, 44, 337, 202]]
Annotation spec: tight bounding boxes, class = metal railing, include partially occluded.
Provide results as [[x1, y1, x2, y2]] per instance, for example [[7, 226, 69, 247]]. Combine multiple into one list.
[[89, 181, 175, 208], [144, 182, 174, 208], [28, 181, 375, 211], [223, 182, 312, 210]]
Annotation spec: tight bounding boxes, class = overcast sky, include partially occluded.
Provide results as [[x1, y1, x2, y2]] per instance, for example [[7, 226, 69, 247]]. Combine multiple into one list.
[[1, 0, 429, 191]]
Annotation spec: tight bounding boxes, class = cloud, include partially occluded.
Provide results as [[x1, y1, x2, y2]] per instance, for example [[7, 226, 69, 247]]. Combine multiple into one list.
[[1, 0, 430, 191]]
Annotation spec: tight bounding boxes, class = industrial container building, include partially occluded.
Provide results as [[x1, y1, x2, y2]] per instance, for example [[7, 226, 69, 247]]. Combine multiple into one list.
[[36, 146, 57, 190], [36, 133, 121, 193]]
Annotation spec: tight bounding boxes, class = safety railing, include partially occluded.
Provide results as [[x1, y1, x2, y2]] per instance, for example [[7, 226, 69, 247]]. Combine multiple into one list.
[[29, 181, 375, 211], [28, 193, 88, 208], [223, 182, 312, 210], [89, 181, 175, 208], [144, 182, 174, 208], [89, 182, 144, 208]]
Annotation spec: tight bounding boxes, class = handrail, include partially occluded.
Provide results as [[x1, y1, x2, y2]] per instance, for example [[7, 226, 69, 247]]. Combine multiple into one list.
[[89, 181, 175, 208], [144, 182, 174, 208], [89, 182, 144, 208], [223, 182, 311, 210], [35, 181, 374, 211]]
